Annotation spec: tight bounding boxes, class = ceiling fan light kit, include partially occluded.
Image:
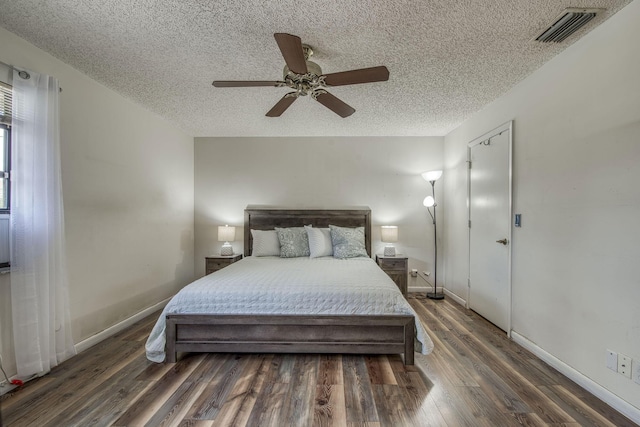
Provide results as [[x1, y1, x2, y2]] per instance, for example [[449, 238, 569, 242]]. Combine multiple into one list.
[[212, 33, 389, 118]]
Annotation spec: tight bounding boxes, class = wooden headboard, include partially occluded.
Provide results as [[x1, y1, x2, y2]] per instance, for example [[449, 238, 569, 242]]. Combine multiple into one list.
[[244, 207, 372, 257]]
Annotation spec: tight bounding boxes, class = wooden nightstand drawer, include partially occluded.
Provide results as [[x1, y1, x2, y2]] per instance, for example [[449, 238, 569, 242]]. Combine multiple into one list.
[[377, 257, 406, 271], [206, 259, 227, 271], [205, 254, 243, 275]]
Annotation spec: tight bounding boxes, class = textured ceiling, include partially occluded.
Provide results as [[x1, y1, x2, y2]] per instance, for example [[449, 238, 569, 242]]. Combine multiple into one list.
[[0, 0, 631, 136]]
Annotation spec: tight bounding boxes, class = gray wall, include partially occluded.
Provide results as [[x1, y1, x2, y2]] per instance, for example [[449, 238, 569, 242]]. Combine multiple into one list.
[[0, 27, 195, 377], [194, 136, 444, 289], [443, 0, 640, 412]]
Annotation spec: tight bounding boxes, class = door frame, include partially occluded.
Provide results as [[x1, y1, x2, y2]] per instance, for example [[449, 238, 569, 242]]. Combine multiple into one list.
[[466, 120, 513, 336]]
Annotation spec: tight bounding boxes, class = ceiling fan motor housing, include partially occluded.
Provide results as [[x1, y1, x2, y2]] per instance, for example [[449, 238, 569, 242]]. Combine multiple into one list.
[[283, 61, 324, 96], [282, 60, 322, 78]]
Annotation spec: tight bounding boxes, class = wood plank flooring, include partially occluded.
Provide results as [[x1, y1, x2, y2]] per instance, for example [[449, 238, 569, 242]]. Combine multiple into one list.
[[1, 296, 637, 426]]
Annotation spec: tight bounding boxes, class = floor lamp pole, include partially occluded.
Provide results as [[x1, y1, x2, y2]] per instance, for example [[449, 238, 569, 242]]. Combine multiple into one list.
[[427, 180, 444, 300]]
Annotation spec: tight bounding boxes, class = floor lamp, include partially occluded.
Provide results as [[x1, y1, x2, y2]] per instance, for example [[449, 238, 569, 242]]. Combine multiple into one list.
[[422, 170, 444, 300]]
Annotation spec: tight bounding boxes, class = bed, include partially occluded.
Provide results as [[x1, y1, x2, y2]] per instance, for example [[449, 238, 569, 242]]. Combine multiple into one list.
[[146, 207, 433, 365]]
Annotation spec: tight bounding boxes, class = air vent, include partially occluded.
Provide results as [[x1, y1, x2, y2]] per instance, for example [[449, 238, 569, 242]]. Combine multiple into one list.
[[535, 8, 603, 43]]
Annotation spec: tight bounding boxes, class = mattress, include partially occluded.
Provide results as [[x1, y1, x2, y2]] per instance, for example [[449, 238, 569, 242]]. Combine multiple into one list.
[[146, 256, 434, 362]]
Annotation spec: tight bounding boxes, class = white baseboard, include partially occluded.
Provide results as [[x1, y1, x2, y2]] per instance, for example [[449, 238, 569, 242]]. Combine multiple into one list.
[[511, 331, 640, 424], [408, 286, 467, 308], [74, 297, 170, 354], [443, 288, 466, 306], [0, 380, 19, 395], [2, 298, 170, 395], [408, 285, 432, 293], [409, 272, 434, 294]]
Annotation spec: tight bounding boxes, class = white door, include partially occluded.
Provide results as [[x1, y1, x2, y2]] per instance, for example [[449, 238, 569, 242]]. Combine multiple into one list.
[[468, 122, 512, 333]]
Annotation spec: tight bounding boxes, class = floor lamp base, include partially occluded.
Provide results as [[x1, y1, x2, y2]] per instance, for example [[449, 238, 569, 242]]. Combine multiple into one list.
[[426, 292, 445, 300]]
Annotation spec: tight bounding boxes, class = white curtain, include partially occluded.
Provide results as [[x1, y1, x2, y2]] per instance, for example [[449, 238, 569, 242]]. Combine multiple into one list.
[[10, 68, 75, 377]]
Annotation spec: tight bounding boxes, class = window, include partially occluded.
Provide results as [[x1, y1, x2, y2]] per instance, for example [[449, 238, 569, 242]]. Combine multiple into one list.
[[0, 81, 10, 124], [0, 124, 10, 211], [0, 81, 11, 268]]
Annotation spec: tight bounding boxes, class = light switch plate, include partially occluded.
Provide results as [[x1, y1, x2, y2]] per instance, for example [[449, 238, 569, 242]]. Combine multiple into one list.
[[606, 350, 618, 371]]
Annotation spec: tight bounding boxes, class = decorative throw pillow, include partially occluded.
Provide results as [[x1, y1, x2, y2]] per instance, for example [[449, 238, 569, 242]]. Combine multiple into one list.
[[275, 227, 310, 258], [304, 225, 333, 258], [329, 225, 368, 259], [251, 229, 280, 256]]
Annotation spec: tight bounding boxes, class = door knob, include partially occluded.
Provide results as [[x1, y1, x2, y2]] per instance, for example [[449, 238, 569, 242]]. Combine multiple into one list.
[[496, 238, 508, 245]]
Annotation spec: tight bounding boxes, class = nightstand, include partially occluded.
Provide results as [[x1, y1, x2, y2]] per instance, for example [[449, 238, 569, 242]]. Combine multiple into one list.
[[205, 254, 243, 275], [376, 254, 408, 296]]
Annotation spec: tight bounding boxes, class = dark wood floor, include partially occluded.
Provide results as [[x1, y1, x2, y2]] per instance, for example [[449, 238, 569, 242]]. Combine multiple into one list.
[[1, 296, 637, 426]]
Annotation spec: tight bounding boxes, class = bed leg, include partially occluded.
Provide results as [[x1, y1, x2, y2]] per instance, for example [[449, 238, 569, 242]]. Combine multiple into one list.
[[165, 316, 177, 364], [404, 349, 414, 365], [404, 320, 415, 365]]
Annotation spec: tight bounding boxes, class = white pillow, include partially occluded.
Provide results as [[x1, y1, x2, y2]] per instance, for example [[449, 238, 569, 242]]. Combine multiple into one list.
[[305, 225, 333, 258], [251, 229, 280, 256]]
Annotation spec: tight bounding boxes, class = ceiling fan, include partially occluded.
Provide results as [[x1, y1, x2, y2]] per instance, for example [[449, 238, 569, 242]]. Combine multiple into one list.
[[212, 33, 390, 118]]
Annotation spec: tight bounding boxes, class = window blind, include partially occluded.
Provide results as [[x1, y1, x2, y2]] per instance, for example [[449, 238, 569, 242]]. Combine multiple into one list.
[[0, 81, 12, 125]]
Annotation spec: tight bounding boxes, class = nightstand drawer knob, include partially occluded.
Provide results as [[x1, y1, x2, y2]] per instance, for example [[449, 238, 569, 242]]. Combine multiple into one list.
[[381, 259, 404, 268]]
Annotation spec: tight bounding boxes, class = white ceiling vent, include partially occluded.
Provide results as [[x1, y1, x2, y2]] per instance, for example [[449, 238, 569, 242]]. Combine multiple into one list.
[[535, 8, 603, 43]]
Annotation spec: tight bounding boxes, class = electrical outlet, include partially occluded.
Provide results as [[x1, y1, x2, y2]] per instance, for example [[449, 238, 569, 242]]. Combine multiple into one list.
[[410, 269, 418, 277], [618, 354, 632, 378], [606, 350, 618, 371]]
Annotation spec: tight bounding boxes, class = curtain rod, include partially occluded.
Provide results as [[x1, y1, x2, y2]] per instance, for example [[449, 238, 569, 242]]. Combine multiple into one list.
[[0, 60, 63, 92]]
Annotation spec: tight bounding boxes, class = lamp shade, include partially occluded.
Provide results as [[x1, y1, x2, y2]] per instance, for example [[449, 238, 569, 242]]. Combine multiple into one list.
[[421, 170, 443, 182], [380, 226, 398, 243], [218, 225, 236, 242], [423, 196, 435, 207]]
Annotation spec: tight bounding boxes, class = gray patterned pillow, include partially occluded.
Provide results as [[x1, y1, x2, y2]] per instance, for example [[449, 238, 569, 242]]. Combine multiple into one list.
[[329, 225, 368, 259], [275, 227, 310, 258]]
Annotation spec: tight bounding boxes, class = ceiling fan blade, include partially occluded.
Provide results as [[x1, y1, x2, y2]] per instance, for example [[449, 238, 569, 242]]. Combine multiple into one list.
[[212, 81, 282, 87], [266, 94, 298, 117], [274, 33, 308, 75], [314, 91, 355, 118], [323, 66, 390, 86]]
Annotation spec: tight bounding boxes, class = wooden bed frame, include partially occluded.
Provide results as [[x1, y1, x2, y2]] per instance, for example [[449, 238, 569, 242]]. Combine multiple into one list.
[[165, 207, 415, 365]]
